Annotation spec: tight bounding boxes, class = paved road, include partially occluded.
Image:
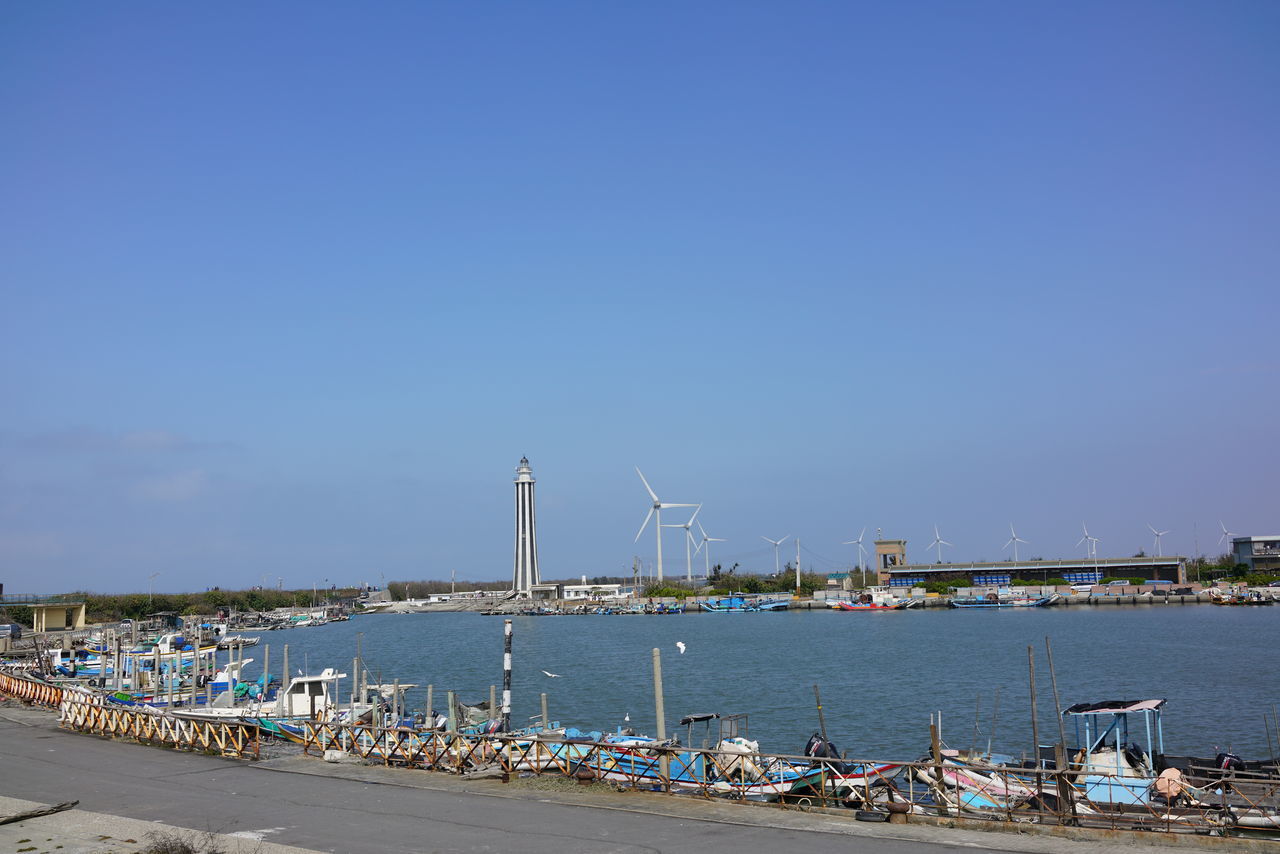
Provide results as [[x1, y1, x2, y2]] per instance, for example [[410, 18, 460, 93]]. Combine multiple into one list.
[[0, 706, 1157, 854]]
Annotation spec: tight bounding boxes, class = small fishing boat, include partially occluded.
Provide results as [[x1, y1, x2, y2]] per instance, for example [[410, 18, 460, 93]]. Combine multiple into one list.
[[949, 592, 1058, 608], [699, 595, 788, 612]]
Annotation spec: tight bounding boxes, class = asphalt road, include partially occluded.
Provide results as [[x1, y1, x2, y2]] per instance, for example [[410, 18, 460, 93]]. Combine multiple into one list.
[[0, 706, 1155, 854]]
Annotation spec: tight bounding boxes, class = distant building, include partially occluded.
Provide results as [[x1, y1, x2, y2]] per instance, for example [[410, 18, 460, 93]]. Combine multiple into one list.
[[868, 534, 1184, 587], [882, 556, 1185, 587], [1232, 536, 1280, 575]]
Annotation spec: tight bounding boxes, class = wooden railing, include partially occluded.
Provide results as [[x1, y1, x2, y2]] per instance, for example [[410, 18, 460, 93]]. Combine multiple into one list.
[[0, 670, 64, 708], [57, 688, 259, 759]]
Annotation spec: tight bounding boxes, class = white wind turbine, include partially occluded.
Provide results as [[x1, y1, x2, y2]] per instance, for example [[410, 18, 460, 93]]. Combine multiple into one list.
[[693, 521, 726, 578], [1004, 523, 1028, 562], [1147, 524, 1170, 557], [761, 535, 790, 576], [633, 467, 697, 583], [843, 527, 869, 578], [1076, 522, 1100, 560], [661, 504, 702, 582], [926, 525, 952, 563], [1218, 520, 1237, 548]]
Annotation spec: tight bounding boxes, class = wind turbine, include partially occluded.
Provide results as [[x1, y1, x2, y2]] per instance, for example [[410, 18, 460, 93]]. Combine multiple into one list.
[[843, 527, 869, 580], [1004, 523, 1028, 562], [693, 521, 726, 577], [1218, 520, 1236, 548], [761, 535, 790, 576], [1147, 524, 1169, 557], [926, 525, 952, 564], [661, 504, 702, 582], [633, 468, 696, 583], [1076, 522, 1100, 560]]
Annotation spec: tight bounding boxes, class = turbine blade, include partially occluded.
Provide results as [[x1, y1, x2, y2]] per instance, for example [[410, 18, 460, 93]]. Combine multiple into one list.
[[659, 502, 697, 509], [697, 521, 708, 540], [778, 535, 790, 544], [634, 507, 654, 542], [635, 467, 659, 503], [688, 504, 702, 525]]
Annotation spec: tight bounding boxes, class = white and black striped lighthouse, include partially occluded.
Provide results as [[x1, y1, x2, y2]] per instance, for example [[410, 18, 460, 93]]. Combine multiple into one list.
[[512, 456, 540, 596]]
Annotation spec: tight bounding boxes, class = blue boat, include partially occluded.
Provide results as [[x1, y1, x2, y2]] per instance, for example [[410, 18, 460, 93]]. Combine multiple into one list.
[[699, 595, 789, 612]]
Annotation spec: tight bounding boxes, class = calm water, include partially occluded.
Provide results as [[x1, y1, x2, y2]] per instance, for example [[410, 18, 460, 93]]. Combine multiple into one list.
[[231, 605, 1280, 761]]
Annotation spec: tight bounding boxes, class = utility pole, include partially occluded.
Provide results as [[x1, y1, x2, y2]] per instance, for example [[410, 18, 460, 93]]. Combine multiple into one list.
[[795, 538, 802, 595]]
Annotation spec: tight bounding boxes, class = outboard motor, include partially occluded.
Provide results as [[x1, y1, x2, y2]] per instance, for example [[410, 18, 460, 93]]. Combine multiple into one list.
[[1216, 752, 1245, 772], [805, 732, 850, 774]]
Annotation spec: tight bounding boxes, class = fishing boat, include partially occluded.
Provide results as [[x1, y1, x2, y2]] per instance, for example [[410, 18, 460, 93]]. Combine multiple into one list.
[[949, 591, 1059, 608], [699, 595, 789, 612], [990, 699, 1280, 831]]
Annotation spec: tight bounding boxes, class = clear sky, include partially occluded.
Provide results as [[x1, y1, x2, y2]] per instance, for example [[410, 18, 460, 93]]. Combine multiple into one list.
[[2, 2, 1277, 593]]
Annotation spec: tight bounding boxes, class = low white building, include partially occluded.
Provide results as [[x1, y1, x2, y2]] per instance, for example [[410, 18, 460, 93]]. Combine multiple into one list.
[[561, 583, 625, 601]]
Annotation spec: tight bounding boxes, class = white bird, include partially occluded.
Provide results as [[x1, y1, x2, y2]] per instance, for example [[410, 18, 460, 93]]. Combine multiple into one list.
[[540, 670, 561, 678], [624, 713, 630, 722], [676, 641, 686, 654]]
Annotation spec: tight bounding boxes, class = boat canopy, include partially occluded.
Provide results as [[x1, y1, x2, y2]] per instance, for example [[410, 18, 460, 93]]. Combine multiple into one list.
[[679, 713, 720, 726], [1063, 699, 1165, 716]]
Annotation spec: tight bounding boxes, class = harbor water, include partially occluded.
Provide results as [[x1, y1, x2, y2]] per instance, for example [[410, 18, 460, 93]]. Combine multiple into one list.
[[233, 605, 1280, 761]]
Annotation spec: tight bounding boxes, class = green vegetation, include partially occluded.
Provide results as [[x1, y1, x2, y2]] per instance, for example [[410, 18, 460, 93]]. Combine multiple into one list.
[[0, 588, 360, 626]]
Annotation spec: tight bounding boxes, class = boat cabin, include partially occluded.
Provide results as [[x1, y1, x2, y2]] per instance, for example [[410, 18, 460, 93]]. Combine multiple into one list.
[[278, 668, 346, 719], [1063, 699, 1166, 805]]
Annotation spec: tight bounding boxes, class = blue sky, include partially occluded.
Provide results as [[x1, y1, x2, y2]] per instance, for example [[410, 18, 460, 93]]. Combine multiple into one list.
[[2, 2, 1277, 593]]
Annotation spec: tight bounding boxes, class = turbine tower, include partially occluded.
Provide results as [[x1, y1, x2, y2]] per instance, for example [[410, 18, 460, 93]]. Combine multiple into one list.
[[1004, 523, 1028, 562], [661, 504, 702, 582], [512, 456, 541, 597], [926, 525, 952, 563], [694, 521, 726, 577], [843, 527, 869, 578], [633, 468, 695, 583], [762, 535, 790, 576], [1147, 524, 1169, 557], [1076, 522, 1100, 560]]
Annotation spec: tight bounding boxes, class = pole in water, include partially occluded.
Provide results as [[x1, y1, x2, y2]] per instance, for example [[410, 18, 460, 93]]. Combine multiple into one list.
[[501, 619, 513, 731], [652, 647, 668, 787], [813, 685, 828, 746], [1027, 645, 1043, 816], [1044, 636, 1067, 749], [282, 645, 290, 709], [541, 692, 549, 731]]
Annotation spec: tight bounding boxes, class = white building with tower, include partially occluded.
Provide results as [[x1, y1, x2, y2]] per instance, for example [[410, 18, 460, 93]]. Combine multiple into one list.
[[512, 456, 542, 597]]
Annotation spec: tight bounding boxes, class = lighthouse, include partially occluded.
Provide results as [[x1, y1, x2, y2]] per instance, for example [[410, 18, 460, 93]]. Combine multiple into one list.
[[512, 456, 540, 596]]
